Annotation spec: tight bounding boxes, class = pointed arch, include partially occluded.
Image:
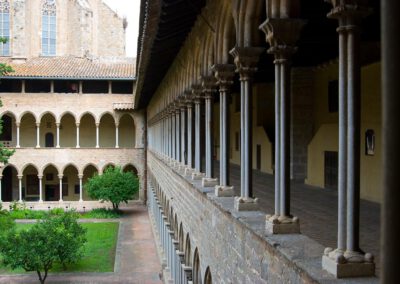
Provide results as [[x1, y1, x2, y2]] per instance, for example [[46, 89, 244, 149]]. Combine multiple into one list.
[[185, 233, 192, 266], [59, 111, 77, 124], [21, 163, 39, 175], [193, 248, 202, 284], [204, 267, 212, 284], [40, 163, 60, 176]]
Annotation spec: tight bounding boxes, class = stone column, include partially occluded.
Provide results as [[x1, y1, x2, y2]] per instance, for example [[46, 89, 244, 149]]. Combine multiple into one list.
[[185, 98, 194, 175], [36, 123, 40, 148], [201, 76, 218, 187], [175, 107, 181, 164], [0, 176, 2, 202], [230, 47, 263, 211], [56, 123, 60, 148], [172, 109, 176, 161], [320, 2, 374, 277], [76, 123, 80, 148], [191, 85, 205, 180], [79, 174, 83, 202], [382, 0, 400, 281], [38, 175, 43, 203], [96, 123, 100, 148], [16, 122, 20, 148], [115, 124, 119, 148], [18, 175, 23, 202], [260, 15, 304, 233], [180, 104, 186, 165], [213, 64, 235, 197], [58, 174, 63, 202]]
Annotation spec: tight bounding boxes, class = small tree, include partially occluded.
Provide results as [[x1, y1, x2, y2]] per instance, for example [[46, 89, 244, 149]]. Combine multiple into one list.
[[85, 166, 139, 210], [0, 213, 87, 284]]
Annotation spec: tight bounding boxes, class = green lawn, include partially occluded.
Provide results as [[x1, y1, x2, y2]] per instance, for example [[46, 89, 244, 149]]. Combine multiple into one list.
[[0, 222, 119, 274]]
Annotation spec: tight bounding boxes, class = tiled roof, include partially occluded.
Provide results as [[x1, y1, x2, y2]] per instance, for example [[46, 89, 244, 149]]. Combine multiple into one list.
[[0, 56, 135, 80]]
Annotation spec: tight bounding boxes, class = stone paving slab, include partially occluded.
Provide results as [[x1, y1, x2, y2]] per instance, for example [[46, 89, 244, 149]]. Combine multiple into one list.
[[0, 205, 163, 284]]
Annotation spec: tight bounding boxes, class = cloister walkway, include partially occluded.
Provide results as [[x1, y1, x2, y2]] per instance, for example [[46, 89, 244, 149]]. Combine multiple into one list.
[[213, 162, 381, 275], [0, 205, 162, 284]]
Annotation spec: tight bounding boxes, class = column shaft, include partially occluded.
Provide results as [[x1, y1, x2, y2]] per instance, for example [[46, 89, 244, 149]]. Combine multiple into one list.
[[181, 109, 186, 164], [38, 176, 43, 202], [346, 26, 361, 252], [16, 124, 20, 148], [115, 126, 119, 148], [59, 176, 63, 202], [338, 27, 348, 251], [187, 105, 193, 168], [18, 176, 22, 202], [243, 79, 253, 198], [220, 90, 229, 186], [96, 124, 100, 148], [0, 178, 2, 202], [194, 101, 201, 172], [240, 81, 245, 197], [172, 112, 176, 160], [79, 176, 83, 202], [205, 96, 213, 178], [274, 62, 281, 216], [76, 124, 80, 148], [176, 111, 180, 162], [56, 123, 60, 148], [36, 124, 40, 148], [280, 61, 290, 216]]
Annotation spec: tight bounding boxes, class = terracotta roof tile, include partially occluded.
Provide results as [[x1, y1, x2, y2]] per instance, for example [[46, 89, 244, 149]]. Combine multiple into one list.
[[0, 56, 135, 79]]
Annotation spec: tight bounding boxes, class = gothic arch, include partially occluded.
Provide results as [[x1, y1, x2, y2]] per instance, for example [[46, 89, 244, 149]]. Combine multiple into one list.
[[193, 248, 202, 284], [204, 266, 212, 284]]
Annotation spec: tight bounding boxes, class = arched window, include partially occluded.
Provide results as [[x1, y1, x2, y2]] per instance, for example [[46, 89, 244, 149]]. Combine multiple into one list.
[[42, 0, 56, 56], [0, 0, 10, 56]]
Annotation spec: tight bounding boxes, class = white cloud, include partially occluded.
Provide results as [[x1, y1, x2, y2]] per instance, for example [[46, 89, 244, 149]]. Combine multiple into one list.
[[102, 0, 141, 57]]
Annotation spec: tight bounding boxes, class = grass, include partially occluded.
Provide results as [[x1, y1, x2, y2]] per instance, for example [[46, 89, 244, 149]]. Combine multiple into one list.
[[0, 222, 119, 274], [6, 208, 122, 220]]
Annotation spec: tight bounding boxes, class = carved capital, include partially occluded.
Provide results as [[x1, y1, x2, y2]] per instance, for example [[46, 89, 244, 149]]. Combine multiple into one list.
[[259, 18, 305, 60], [212, 64, 235, 91], [326, 1, 371, 25], [191, 84, 203, 101], [229, 47, 264, 81], [201, 75, 217, 96]]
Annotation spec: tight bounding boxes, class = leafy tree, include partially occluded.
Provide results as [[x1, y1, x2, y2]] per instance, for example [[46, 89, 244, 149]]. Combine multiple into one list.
[[0, 213, 87, 284], [0, 209, 14, 241], [0, 36, 14, 164], [85, 166, 139, 210], [43, 212, 87, 269]]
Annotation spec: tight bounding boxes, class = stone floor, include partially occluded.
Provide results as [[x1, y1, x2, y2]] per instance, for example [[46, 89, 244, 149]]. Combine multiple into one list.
[[213, 162, 381, 275], [0, 205, 163, 284]]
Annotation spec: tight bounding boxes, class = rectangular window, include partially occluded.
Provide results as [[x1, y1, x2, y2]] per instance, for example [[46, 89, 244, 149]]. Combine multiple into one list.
[[0, 12, 10, 56], [42, 14, 56, 56]]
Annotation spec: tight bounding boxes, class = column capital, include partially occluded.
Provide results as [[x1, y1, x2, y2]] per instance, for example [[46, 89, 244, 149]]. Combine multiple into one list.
[[191, 84, 203, 100], [17, 174, 23, 179], [95, 122, 100, 127], [36, 122, 40, 127], [259, 18, 305, 60], [326, 1, 371, 23], [115, 123, 119, 128], [78, 174, 83, 179], [58, 174, 64, 179], [37, 175, 43, 179], [15, 122, 20, 127], [201, 75, 218, 95], [76, 122, 80, 127], [56, 122, 60, 127], [212, 64, 236, 91], [229, 46, 264, 80]]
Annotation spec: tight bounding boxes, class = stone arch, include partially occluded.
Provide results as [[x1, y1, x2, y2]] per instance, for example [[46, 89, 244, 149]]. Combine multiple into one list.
[[21, 163, 39, 175], [63, 164, 79, 201], [82, 163, 100, 175], [60, 112, 77, 147], [79, 112, 96, 147], [118, 113, 136, 148], [99, 112, 116, 148], [22, 164, 39, 200], [102, 163, 116, 173], [18, 111, 37, 124], [40, 112, 57, 147], [204, 266, 212, 284], [19, 111, 37, 147], [179, 223, 184, 252], [185, 233, 191, 266], [0, 110, 17, 121], [58, 111, 77, 124], [193, 248, 202, 284], [82, 164, 99, 201], [1, 163, 18, 202], [40, 163, 60, 176], [38, 111, 57, 123], [122, 164, 138, 176], [0, 112, 16, 146]]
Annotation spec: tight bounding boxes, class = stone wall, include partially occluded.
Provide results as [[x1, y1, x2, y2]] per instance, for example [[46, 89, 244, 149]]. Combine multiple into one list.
[[147, 151, 375, 283]]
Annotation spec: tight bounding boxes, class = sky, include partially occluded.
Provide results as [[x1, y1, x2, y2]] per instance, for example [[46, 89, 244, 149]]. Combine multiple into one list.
[[102, 0, 141, 57]]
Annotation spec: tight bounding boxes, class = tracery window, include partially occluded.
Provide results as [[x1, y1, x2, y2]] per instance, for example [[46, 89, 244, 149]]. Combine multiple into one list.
[[42, 0, 56, 56], [0, 0, 10, 56]]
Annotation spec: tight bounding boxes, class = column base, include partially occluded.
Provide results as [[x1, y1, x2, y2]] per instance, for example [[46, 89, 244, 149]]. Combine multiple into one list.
[[215, 185, 234, 197], [322, 248, 375, 278], [39, 199, 44, 203], [184, 167, 194, 176], [79, 199, 83, 203], [234, 196, 259, 211], [265, 214, 300, 234], [202, 177, 218, 187], [191, 172, 205, 180], [59, 199, 63, 203]]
